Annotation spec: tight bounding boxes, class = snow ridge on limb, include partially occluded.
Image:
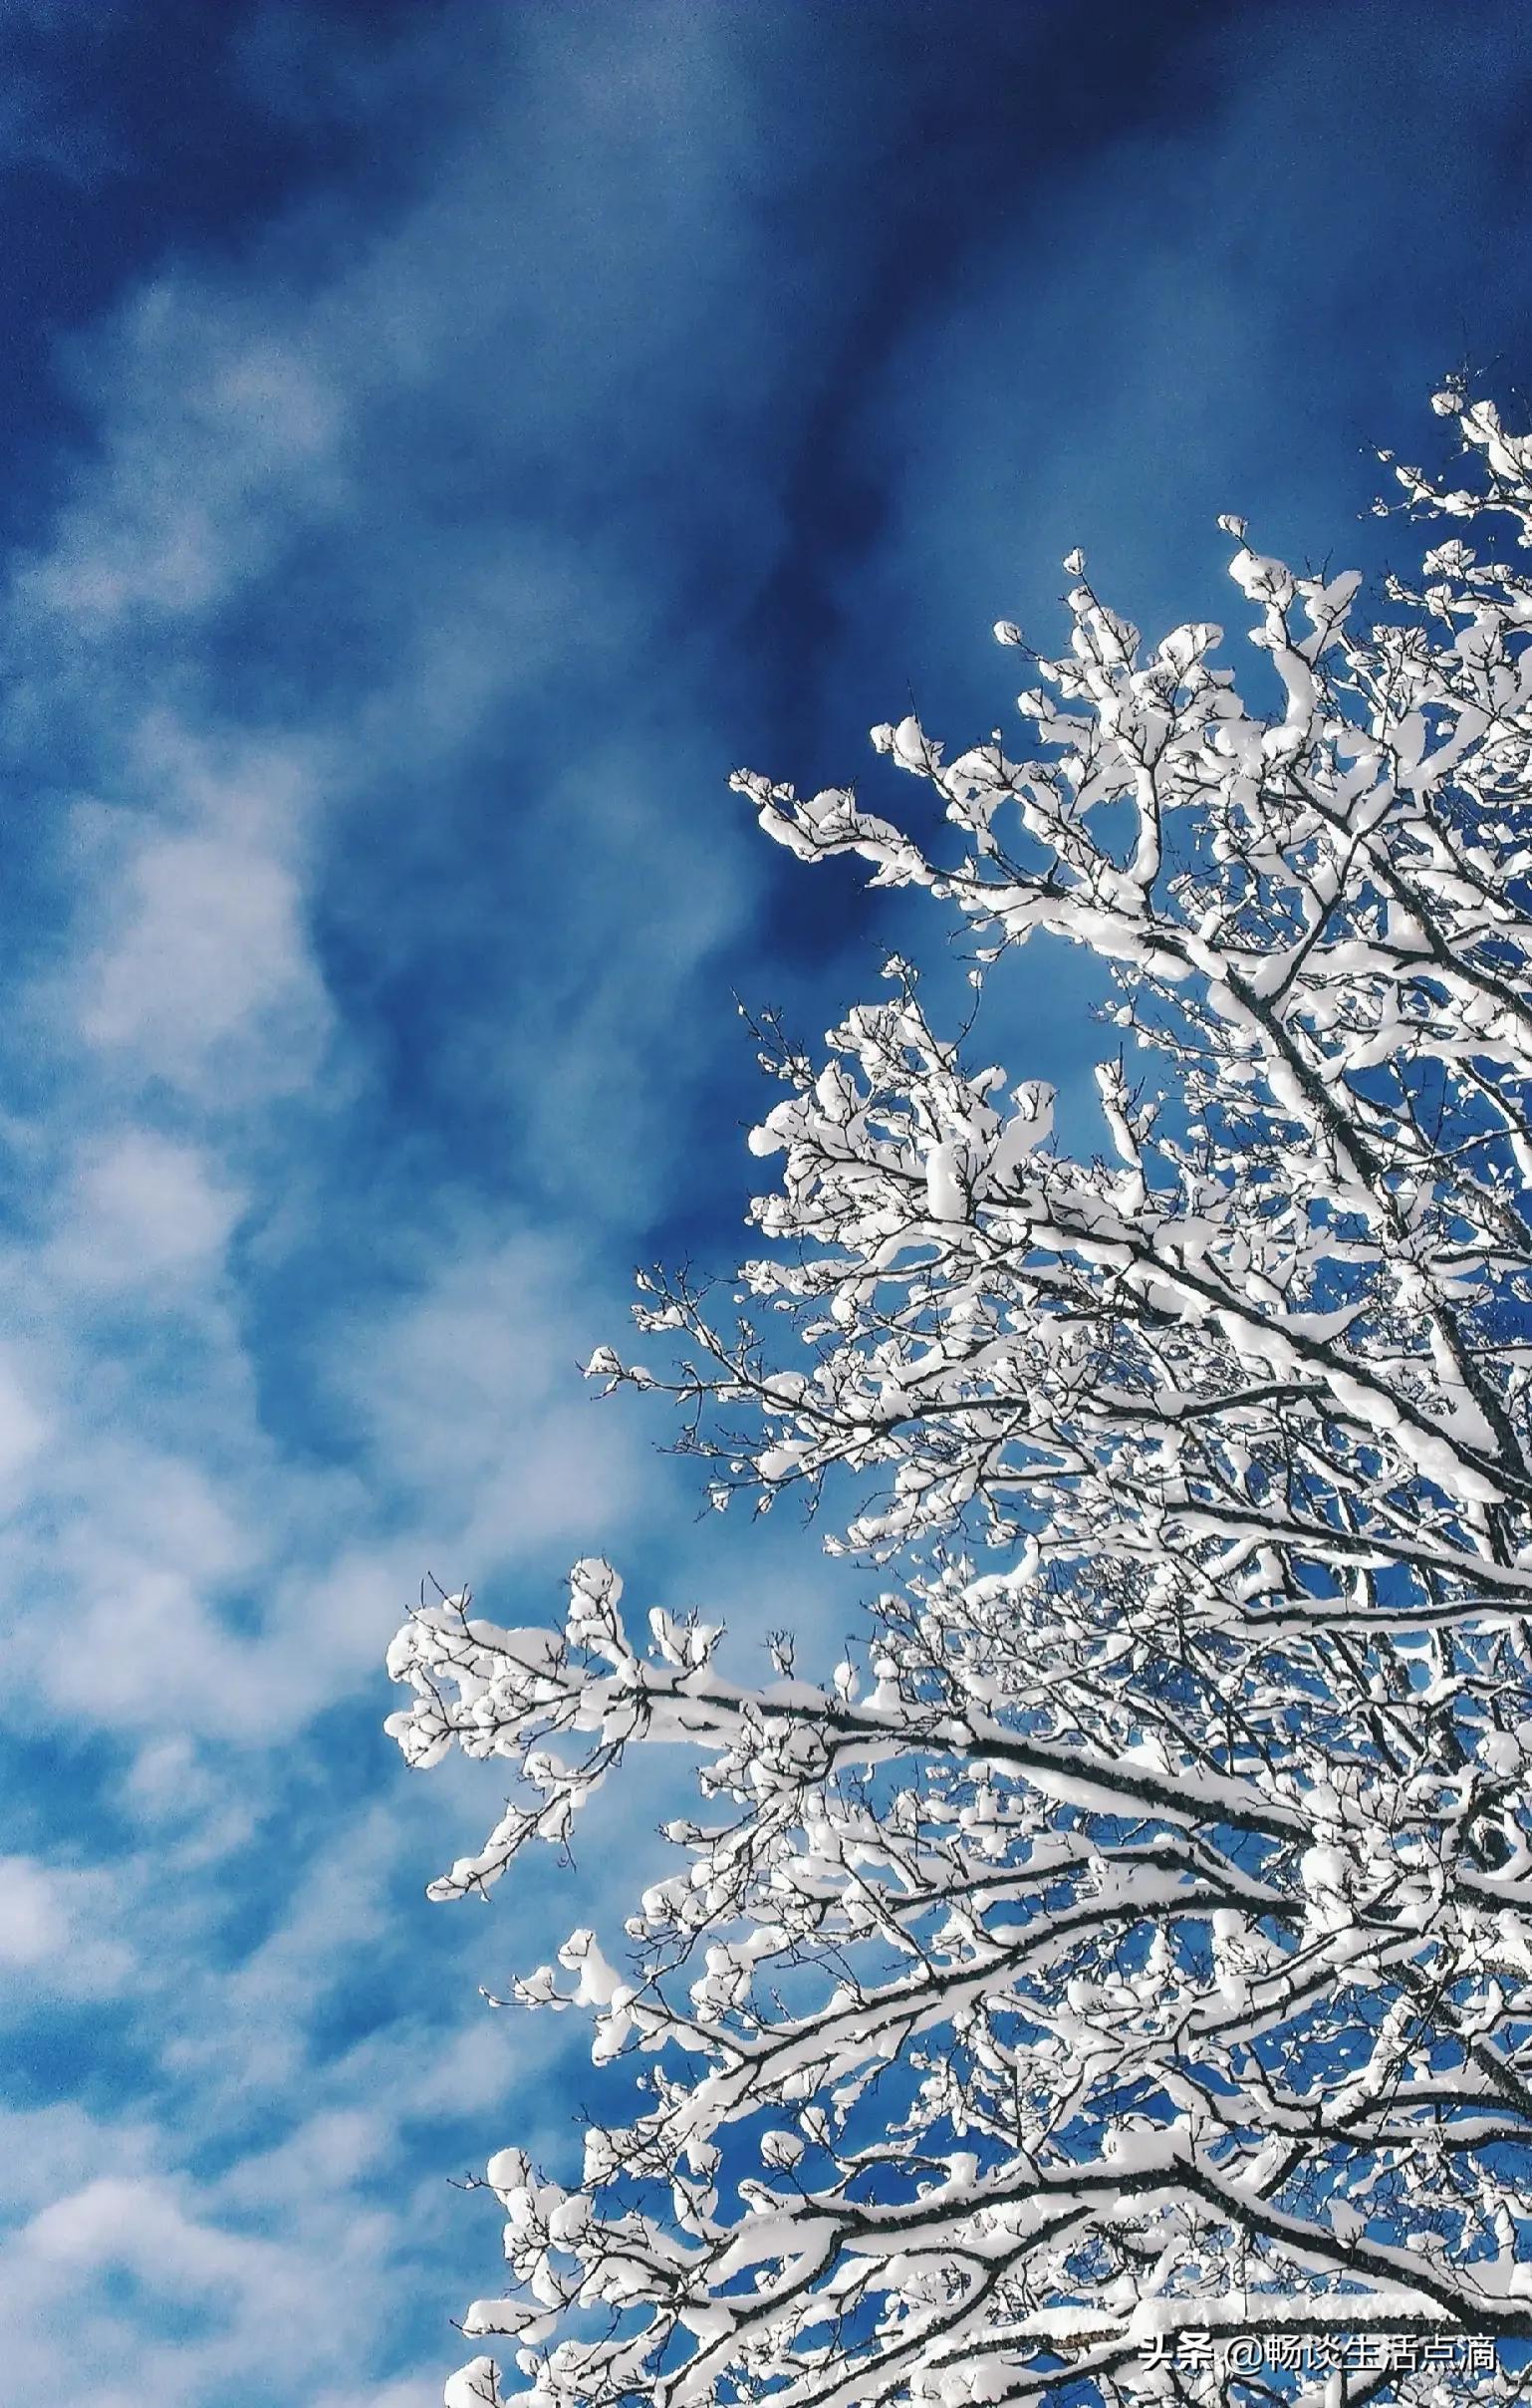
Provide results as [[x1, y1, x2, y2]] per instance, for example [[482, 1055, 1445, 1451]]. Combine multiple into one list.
[[390, 395, 1532, 2405]]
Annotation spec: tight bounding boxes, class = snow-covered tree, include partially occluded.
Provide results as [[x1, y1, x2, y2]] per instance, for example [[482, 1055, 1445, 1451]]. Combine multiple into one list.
[[390, 389, 1532, 2406]]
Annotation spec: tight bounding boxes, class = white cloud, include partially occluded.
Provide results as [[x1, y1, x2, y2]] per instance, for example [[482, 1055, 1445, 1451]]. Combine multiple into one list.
[[74, 827, 331, 1096], [331, 1230, 654, 1556], [26, 2173, 274, 2285], [7, 2162, 407, 2408], [0, 1345, 51, 1496], [0, 1854, 132, 1992], [2, 1435, 288, 1739], [0, 1854, 72, 1966], [315, 2385, 436, 2408], [23, 294, 347, 627], [48, 1129, 245, 1290], [215, 2107, 387, 2213], [0, 2100, 157, 2219]]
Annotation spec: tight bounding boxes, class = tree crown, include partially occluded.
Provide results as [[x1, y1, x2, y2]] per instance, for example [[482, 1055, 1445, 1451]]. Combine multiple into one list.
[[394, 389, 1532, 2408]]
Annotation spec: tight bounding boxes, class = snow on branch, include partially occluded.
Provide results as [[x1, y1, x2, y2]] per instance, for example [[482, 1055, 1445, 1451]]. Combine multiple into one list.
[[391, 395, 1532, 2406]]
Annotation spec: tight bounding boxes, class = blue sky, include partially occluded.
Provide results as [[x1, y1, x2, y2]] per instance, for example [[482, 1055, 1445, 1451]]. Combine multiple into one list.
[[3, 3, 1532, 2401]]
